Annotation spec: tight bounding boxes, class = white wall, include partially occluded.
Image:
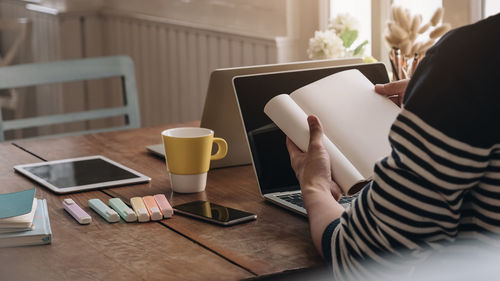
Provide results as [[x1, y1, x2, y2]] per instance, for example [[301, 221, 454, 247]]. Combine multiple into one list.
[[103, 0, 288, 38], [0, 0, 321, 136]]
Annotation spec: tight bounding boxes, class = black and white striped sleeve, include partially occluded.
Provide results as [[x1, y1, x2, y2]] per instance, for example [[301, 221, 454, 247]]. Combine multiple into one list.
[[322, 14, 500, 280], [326, 108, 493, 279]]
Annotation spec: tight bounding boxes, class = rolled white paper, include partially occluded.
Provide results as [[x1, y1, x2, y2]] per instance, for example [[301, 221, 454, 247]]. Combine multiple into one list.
[[264, 94, 365, 195]]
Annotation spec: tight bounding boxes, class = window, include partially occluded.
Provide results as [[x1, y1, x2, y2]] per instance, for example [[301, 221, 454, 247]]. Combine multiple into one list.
[[328, 0, 443, 57], [329, 0, 371, 55], [390, 0, 443, 43], [324, 0, 493, 63], [391, 0, 442, 23], [483, 0, 500, 18]]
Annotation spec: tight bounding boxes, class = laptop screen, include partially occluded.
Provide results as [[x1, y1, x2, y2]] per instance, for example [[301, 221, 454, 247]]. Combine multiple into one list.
[[233, 63, 389, 194]]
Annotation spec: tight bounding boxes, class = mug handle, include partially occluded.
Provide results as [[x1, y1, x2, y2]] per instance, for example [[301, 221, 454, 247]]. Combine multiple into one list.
[[211, 138, 228, 160]]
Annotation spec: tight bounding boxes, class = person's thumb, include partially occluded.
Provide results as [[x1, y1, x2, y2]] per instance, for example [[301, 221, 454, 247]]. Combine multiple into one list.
[[307, 115, 324, 151], [375, 79, 409, 96]]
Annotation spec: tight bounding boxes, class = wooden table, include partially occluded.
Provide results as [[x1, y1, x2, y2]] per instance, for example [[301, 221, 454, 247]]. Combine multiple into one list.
[[1, 124, 325, 280]]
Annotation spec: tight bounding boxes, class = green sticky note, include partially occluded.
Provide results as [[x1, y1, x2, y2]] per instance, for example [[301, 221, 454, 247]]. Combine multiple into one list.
[[0, 188, 36, 219]]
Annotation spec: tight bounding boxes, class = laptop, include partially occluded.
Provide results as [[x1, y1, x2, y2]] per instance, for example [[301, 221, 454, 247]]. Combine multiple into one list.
[[146, 57, 362, 168], [233, 62, 389, 216]]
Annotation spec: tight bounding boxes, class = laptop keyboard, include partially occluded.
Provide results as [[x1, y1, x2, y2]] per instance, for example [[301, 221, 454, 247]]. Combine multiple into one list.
[[277, 193, 305, 208], [277, 193, 359, 209]]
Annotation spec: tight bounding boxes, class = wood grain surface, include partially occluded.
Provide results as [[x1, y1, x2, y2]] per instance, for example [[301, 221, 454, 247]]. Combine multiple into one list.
[[14, 124, 325, 276], [0, 142, 252, 281]]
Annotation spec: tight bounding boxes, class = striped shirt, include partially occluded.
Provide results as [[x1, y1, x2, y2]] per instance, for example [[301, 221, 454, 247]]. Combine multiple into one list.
[[322, 14, 500, 280]]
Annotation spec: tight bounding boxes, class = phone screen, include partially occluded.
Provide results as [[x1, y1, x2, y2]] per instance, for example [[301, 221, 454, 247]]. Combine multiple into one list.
[[173, 201, 256, 225]]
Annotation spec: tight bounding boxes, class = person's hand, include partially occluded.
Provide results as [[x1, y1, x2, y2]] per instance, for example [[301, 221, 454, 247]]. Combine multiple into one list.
[[287, 116, 345, 255], [286, 115, 342, 201], [374, 79, 409, 106]]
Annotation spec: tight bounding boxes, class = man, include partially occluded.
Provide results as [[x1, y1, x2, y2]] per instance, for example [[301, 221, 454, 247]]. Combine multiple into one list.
[[287, 14, 500, 280]]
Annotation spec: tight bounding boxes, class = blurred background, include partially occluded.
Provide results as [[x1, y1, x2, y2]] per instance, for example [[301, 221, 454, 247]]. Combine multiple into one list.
[[0, 0, 498, 140]]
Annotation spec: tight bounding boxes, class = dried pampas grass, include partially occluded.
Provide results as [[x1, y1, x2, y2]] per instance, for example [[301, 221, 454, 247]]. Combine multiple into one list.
[[430, 8, 444, 26], [430, 23, 451, 39], [418, 22, 431, 34], [385, 5, 451, 80]]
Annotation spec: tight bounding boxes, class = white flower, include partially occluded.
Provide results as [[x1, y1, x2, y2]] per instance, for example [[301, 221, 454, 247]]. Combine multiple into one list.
[[307, 30, 345, 59], [329, 13, 360, 34]]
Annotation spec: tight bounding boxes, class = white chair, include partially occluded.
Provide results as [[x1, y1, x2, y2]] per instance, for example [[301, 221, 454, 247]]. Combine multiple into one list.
[[0, 18, 31, 110], [0, 55, 141, 141]]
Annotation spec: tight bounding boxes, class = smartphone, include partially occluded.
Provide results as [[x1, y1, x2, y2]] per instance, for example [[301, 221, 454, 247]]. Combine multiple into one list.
[[173, 201, 257, 226]]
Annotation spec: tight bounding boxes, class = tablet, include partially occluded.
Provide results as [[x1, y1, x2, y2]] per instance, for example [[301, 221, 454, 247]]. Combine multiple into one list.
[[14, 155, 151, 194]]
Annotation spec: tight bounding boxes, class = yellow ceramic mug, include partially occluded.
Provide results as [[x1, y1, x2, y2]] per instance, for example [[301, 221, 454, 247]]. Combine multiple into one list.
[[162, 127, 228, 193]]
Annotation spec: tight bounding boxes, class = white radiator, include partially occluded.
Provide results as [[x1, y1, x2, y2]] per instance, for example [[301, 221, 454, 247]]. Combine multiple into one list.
[[102, 11, 278, 126], [0, 2, 280, 131]]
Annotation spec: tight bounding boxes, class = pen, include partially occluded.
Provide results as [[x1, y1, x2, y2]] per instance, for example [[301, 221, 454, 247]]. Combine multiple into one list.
[[143, 196, 163, 221], [88, 198, 120, 223], [63, 198, 91, 225], [153, 194, 173, 218], [130, 197, 150, 222], [109, 198, 137, 222]]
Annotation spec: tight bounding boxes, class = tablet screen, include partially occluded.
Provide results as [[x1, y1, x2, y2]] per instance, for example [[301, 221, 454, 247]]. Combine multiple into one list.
[[23, 158, 139, 188], [15, 156, 151, 193]]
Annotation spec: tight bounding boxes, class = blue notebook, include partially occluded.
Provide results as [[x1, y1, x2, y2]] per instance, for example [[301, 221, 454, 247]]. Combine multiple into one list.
[[0, 199, 52, 248], [0, 188, 36, 219]]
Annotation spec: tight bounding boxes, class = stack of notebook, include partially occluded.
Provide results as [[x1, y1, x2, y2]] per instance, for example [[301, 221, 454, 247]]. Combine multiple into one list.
[[0, 188, 52, 247]]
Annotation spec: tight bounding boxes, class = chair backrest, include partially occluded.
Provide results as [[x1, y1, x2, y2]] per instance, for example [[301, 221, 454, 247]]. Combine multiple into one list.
[[0, 18, 31, 110], [0, 18, 31, 67], [0, 55, 141, 141]]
